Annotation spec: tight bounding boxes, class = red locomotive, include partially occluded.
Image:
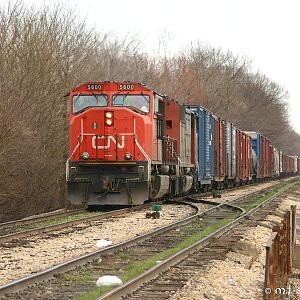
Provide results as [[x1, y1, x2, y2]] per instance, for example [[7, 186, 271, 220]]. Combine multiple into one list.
[[67, 82, 196, 207]]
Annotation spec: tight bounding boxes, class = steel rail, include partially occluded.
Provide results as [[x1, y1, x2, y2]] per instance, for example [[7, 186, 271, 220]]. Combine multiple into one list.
[[0, 208, 85, 229], [0, 200, 231, 296], [190, 177, 285, 199], [0, 177, 291, 242], [0, 176, 294, 229], [0, 180, 297, 297], [187, 180, 289, 207], [98, 182, 298, 300], [0, 203, 162, 244]]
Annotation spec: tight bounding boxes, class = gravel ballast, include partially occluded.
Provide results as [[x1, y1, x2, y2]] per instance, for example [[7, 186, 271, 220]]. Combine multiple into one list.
[[0, 180, 288, 287], [170, 183, 300, 300], [0, 204, 195, 285]]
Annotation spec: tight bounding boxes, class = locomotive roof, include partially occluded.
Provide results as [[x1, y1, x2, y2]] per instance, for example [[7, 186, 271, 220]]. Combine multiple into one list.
[[71, 81, 153, 93]]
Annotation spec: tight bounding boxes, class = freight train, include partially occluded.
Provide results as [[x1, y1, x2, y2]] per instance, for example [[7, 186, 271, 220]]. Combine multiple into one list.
[[66, 81, 299, 207]]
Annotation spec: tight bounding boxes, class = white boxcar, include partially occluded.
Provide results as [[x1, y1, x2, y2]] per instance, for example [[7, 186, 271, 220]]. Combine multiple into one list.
[[225, 121, 237, 180], [273, 147, 280, 177]]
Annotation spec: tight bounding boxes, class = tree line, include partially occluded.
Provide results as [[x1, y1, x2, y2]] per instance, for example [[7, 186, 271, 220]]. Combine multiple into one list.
[[0, 2, 299, 221]]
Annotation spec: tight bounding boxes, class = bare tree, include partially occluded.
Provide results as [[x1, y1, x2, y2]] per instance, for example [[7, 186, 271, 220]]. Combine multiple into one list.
[[0, 1, 299, 222], [0, 1, 103, 220]]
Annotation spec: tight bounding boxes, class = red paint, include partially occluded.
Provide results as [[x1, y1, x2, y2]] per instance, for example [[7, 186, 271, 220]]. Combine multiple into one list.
[[214, 118, 226, 181], [68, 82, 153, 162], [164, 98, 181, 158]]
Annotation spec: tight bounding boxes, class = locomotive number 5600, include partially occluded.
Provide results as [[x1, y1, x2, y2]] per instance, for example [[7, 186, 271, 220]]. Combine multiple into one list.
[[119, 84, 134, 90], [87, 84, 102, 90]]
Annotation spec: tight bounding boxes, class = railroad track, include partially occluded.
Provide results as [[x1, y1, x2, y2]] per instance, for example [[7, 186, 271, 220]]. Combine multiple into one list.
[[0, 201, 201, 299], [1, 179, 298, 299], [0, 204, 161, 245], [0, 208, 84, 232], [0, 177, 287, 244], [101, 181, 299, 300], [0, 200, 202, 289]]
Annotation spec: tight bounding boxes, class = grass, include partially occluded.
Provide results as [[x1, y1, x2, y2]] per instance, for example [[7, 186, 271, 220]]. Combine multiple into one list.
[[74, 286, 112, 300], [242, 180, 298, 212], [13, 211, 102, 231], [72, 179, 300, 300], [74, 212, 239, 300], [242, 191, 277, 211], [62, 268, 94, 283], [287, 177, 300, 184], [117, 252, 131, 260]]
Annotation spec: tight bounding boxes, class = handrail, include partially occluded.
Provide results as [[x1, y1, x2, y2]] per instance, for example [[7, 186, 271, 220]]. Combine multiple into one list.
[[134, 134, 151, 181], [66, 118, 84, 181], [66, 128, 151, 181]]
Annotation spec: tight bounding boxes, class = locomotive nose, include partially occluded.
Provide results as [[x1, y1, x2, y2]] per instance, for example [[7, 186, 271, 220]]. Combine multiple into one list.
[[79, 108, 138, 161]]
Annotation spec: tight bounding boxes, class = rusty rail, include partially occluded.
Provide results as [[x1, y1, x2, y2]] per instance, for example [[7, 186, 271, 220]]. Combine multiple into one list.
[[264, 205, 296, 299]]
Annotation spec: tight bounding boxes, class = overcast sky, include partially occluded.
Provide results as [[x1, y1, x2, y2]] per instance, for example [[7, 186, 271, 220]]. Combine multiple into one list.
[[16, 0, 300, 134]]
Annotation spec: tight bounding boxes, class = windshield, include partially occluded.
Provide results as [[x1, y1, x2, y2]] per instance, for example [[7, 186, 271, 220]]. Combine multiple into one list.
[[73, 94, 108, 113], [112, 94, 150, 113]]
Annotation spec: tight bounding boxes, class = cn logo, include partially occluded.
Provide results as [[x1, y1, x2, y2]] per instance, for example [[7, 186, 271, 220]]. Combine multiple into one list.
[[92, 136, 125, 149]]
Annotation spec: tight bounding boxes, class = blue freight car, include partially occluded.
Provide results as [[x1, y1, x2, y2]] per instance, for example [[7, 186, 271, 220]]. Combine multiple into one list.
[[188, 105, 214, 191], [244, 131, 262, 179]]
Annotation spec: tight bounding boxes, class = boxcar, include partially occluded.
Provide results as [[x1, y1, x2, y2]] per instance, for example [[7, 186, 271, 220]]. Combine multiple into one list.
[[245, 131, 269, 180], [188, 106, 215, 191], [242, 132, 252, 182], [273, 147, 280, 177], [236, 129, 243, 183], [214, 117, 226, 187], [261, 135, 271, 178], [225, 121, 237, 187], [280, 152, 283, 175], [293, 156, 298, 174], [282, 154, 294, 174]]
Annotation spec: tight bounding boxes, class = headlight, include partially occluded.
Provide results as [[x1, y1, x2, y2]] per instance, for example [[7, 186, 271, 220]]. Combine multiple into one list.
[[125, 152, 131, 160], [105, 112, 113, 118], [105, 119, 113, 125], [105, 111, 114, 126], [81, 152, 90, 160]]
